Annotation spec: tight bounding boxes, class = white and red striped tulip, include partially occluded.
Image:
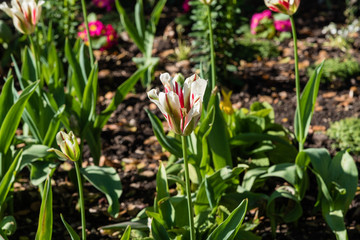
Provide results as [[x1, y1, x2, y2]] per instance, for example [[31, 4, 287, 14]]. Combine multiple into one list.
[[148, 73, 208, 136], [0, 0, 44, 35], [264, 0, 300, 16]]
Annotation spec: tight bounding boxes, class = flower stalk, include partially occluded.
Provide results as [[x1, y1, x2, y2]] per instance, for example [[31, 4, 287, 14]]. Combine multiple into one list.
[[75, 160, 86, 240], [80, 0, 95, 66], [290, 15, 303, 151], [182, 136, 195, 240], [207, 4, 216, 90]]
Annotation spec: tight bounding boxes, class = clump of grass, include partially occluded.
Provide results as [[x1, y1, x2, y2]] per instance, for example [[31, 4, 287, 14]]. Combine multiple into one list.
[[327, 117, 360, 154], [307, 58, 360, 83]]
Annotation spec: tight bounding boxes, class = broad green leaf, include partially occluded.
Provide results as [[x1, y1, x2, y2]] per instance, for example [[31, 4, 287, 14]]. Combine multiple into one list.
[[135, 0, 145, 39], [81, 166, 122, 217], [294, 61, 324, 144], [208, 102, 232, 170], [145, 109, 182, 157], [150, 0, 166, 30], [30, 161, 57, 186], [0, 215, 16, 236], [84, 128, 101, 165], [266, 186, 302, 224], [242, 167, 267, 191], [207, 199, 248, 240], [120, 225, 131, 240], [35, 174, 53, 240], [60, 214, 80, 240], [80, 63, 98, 129], [195, 166, 248, 214], [21, 47, 37, 82], [261, 163, 297, 186], [65, 39, 85, 100], [20, 144, 51, 170], [0, 81, 39, 155], [43, 105, 66, 146], [199, 106, 215, 177], [0, 75, 14, 126], [101, 221, 148, 231], [114, 0, 145, 53], [95, 65, 148, 129], [151, 218, 170, 240], [0, 150, 22, 206], [323, 210, 348, 240], [156, 162, 173, 228]]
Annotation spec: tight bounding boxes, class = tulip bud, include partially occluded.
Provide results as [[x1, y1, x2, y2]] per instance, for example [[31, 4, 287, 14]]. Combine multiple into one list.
[[200, 0, 213, 5], [0, 0, 44, 35], [148, 73, 208, 136], [264, 0, 300, 16], [48, 131, 80, 162]]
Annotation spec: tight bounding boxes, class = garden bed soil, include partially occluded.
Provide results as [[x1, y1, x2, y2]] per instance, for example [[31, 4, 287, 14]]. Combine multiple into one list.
[[10, 2, 360, 239]]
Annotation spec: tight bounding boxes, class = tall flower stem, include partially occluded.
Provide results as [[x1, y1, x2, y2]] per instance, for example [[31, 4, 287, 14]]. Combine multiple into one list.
[[207, 4, 216, 90], [182, 136, 195, 240], [74, 161, 86, 240], [28, 35, 41, 86], [80, 0, 94, 67], [290, 16, 303, 152]]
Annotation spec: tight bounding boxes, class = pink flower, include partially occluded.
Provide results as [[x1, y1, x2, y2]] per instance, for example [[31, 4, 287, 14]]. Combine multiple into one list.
[[182, 0, 190, 13], [250, 10, 272, 34], [100, 24, 118, 50], [274, 19, 291, 32], [92, 0, 114, 11], [88, 20, 105, 37]]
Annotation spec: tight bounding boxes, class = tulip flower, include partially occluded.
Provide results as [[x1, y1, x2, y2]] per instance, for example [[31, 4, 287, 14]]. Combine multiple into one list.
[[0, 0, 44, 35], [48, 131, 80, 162], [264, 0, 300, 16], [148, 73, 207, 136], [220, 89, 234, 115], [200, 0, 212, 5]]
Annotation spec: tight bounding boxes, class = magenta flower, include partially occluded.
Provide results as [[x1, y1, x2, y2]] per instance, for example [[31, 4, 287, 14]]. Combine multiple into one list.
[[250, 10, 272, 34], [182, 0, 190, 13], [100, 24, 118, 50], [274, 19, 291, 32], [92, 0, 114, 11], [88, 20, 105, 37]]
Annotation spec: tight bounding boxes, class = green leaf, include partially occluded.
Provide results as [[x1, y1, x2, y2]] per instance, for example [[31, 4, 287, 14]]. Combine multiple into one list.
[[208, 102, 233, 170], [266, 186, 302, 224], [0, 150, 22, 206], [0, 80, 39, 155], [65, 39, 85, 101], [294, 61, 324, 144], [100, 221, 148, 231], [21, 47, 37, 82], [156, 162, 173, 228], [95, 65, 147, 129], [60, 214, 80, 240], [145, 109, 182, 157], [135, 0, 145, 39], [149, 0, 167, 33], [80, 63, 98, 130], [151, 218, 170, 240], [207, 199, 248, 240], [323, 210, 348, 240], [81, 166, 122, 217], [0, 75, 14, 126], [261, 163, 297, 186], [35, 174, 53, 240], [115, 0, 145, 53], [43, 105, 66, 146], [120, 225, 131, 240]]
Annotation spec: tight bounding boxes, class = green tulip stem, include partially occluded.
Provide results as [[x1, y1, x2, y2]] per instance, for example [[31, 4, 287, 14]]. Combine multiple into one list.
[[290, 16, 303, 152], [28, 35, 41, 86], [182, 135, 195, 240], [75, 161, 86, 240], [207, 4, 216, 90], [80, 0, 94, 67]]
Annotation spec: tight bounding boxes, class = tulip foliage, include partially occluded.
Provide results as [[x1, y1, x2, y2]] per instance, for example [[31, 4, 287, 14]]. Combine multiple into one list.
[[0, 0, 358, 239]]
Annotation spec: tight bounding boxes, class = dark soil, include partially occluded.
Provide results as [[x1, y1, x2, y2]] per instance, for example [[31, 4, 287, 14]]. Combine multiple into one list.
[[9, 1, 360, 240]]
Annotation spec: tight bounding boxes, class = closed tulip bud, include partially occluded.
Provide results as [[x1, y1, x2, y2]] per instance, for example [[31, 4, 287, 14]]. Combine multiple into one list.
[[264, 0, 300, 16], [200, 0, 213, 5], [148, 72, 208, 136], [48, 131, 80, 162], [0, 0, 44, 35]]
